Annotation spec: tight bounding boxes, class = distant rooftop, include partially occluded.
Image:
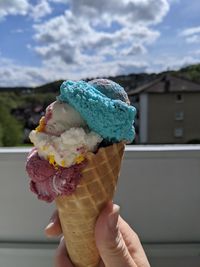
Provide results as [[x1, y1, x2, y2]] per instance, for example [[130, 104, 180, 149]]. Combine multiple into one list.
[[128, 74, 200, 96]]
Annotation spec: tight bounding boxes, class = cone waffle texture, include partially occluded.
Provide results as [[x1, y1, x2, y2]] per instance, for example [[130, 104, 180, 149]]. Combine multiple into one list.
[[55, 141, 125, 267]]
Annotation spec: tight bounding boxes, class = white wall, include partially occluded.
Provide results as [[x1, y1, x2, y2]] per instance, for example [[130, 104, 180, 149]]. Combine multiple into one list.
[[117, 145, 200, 243], [0, 146, 200, 266]]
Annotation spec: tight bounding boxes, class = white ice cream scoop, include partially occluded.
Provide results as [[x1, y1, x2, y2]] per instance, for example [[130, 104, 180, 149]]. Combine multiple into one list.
[[45, 100, 87, 136], [29, 100, 102, 167]]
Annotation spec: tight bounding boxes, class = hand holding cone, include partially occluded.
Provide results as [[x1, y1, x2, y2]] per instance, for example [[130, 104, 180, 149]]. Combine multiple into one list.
[[55, 142, 125, 267]]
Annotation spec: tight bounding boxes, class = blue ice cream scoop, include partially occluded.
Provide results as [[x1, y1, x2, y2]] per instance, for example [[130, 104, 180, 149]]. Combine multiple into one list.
[[58, 79, 136, 143]]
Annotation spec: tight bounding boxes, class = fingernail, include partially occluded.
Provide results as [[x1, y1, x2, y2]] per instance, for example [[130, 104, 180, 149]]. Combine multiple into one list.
[[45, 221, 54, 232], [45, 211, 57, 232], [60, 236, 64, 244], [108, 204, 120, 229]]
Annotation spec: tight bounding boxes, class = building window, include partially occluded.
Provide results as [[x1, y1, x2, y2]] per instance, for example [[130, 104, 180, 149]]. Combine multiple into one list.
[[175, 111, 184, 121], [174, 128, 184, 137], [175, 94, 184, 103]]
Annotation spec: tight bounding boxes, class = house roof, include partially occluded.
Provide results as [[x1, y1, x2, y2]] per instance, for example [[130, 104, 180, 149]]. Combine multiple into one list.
[[128, 74, 200, 96]]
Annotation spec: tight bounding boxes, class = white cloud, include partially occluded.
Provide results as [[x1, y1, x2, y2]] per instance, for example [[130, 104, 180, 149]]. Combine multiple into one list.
[[30, 0, 52, 21], [180, 26, 200, 44], [0, 0, 170, 86], [190, 49, 200, 56], [123, 44, 147, 56], [0, 56, 66, 87], [0, 0, 29, 19], [185, 35, 200, 44], [32, 0, 164, 75], [49, 0, 69, 3], [147, 54, 200, 74], [68, 0, 169, 25], [167, 0, 180, 3], [0, 0, 52, 21], [181, 26, 200, 37], [11, 28, 25, 34], [115, 60, 149, 75], [0, 51, 149, 87], [49, 0, 70, 4]]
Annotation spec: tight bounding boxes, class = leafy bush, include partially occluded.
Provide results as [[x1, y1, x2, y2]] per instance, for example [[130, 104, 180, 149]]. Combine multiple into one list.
[[0, 125, 3, 146], [0, 104, 22, 146], [179, 64, 200, 83]]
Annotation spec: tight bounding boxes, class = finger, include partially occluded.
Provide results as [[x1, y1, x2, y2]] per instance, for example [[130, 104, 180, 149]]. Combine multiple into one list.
[[45, 210, 62, 237], [95, 202, 137, 267], [55, 237, 74, 267], [98, 260, 105, 267], [119, 217, 150, 267]]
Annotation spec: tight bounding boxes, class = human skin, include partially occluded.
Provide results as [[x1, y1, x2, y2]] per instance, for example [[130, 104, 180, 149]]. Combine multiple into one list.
[[45, 202, 151, 267]]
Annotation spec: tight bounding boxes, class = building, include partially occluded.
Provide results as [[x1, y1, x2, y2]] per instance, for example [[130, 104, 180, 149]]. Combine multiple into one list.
[[128, 74, 200, 144]]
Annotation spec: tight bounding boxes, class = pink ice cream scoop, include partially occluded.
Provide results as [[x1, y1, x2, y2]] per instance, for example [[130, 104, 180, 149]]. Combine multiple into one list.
[[26, 148, 55, 182], [26, 149, 86, 202]]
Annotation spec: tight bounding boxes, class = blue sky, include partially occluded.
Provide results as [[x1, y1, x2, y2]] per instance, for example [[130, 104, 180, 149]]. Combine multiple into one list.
[[0, 0, 200, 87]]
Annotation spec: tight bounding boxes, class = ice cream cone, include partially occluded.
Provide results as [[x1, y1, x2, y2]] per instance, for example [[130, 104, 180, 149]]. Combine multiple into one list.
[[55, 141, 125, 267]]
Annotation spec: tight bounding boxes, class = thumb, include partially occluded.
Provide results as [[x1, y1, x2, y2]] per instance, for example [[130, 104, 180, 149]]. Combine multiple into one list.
[[95, 202, 136, 267]]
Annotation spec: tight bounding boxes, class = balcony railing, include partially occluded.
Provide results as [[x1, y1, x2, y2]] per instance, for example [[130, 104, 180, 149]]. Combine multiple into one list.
[[0, 145, 200, 267]]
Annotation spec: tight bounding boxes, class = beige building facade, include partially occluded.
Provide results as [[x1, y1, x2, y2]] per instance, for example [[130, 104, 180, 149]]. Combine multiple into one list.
[[129, 75, 200, 144]]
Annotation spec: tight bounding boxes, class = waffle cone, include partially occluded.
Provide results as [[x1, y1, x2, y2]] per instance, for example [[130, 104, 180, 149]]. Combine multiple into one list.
[[55, 141, 125, 267]]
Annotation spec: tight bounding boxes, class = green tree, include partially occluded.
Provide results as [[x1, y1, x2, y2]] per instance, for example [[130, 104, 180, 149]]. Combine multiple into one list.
[[0, 104, 22, 146], [0, 124, 3, 146]]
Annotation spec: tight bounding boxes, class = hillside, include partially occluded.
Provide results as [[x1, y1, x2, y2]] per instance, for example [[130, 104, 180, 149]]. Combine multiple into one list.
[[177, 64, 200, 83]]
